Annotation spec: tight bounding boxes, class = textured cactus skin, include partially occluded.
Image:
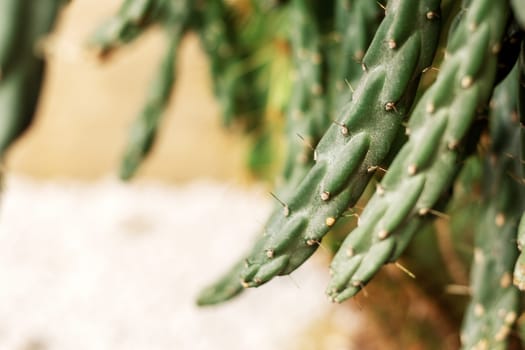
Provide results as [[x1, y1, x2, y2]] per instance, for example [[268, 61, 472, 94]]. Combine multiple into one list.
[[460, 66, 523, 350], [0, 0, 65, 155], [327, 0, 510, 303], [119, 3, 190, 180], [198, 0, 442, 300]]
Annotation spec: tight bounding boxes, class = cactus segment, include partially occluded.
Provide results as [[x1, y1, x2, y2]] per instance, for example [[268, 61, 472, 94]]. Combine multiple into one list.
[[196, 0, 407, 305], [461, 66, 523, 350], [280, 0, 327, 190], [230, 0, 442, 289], [0, 0, 65, 156], [93, 0, 191, 180], [328, 0, 510, 302], [119, 24, 185, 180]]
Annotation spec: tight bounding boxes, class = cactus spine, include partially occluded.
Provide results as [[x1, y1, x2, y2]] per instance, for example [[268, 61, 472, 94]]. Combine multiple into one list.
[[328, 0, 510, 302]]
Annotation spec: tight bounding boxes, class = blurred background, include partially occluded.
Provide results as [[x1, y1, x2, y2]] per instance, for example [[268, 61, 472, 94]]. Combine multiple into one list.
[[0, 1, 366, 349]]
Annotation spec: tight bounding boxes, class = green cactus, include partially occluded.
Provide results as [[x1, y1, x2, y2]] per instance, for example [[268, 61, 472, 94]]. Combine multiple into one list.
[[4, 1, 525, 346], [198, 0, 442, 301], [0, 0, 66, 156], [119, 2, 191, 180], [328, 0, 510, 302], [92, 0, 193, 180], [198, 0, 327, 305], [460, 65, 523, 350]]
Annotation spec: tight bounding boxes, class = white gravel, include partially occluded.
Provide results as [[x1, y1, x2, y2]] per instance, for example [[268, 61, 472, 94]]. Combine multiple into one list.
[[0, 177, 358, 350]]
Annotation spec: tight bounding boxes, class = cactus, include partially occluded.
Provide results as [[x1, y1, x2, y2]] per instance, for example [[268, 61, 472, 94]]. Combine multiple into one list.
[[198, 0, 327, 305], [216, 0, 442, 293], [460, 65, 523, 350], [119, 2, 191, 180], [0, 0, 66, 156], [327, 0, 510, 303], [4, 1, 525, 347], [92, 0, 193, 180]]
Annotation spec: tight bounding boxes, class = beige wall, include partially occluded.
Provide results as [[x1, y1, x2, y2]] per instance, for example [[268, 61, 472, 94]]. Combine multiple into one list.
[[5, 0, 251, 183]]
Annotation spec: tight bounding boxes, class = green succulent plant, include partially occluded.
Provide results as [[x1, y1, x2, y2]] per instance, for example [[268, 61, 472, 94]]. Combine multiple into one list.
[[2, 0, 525, 348]]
